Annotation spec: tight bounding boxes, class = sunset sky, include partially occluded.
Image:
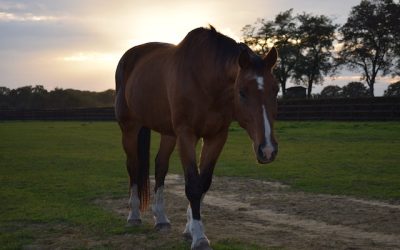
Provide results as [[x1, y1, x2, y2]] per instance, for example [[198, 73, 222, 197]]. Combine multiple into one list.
[[0, 0, 398, 95]]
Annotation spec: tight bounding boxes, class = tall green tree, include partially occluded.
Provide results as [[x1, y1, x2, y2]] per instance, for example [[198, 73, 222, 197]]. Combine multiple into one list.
[[0, 87, 11, 108], [242, 20, 272, 56], [389, 2, 400, 76], [293, 13, 337, 99], [0, 87, 10, 96], [271, 9, 301, 96], [337, 0, 400, 97], [342, 82, 369, 98], [242, 9, 301, 96]]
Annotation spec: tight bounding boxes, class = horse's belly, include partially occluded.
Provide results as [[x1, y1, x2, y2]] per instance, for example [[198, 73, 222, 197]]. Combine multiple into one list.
[[125, 69, 174, 135], [127, 89, 174, 135]]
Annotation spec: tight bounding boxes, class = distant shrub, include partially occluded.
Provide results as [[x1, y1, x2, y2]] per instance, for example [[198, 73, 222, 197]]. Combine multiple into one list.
[[342, 82, 369, 98], [320, 85, 343, 98], [384, 81, 400, 97]]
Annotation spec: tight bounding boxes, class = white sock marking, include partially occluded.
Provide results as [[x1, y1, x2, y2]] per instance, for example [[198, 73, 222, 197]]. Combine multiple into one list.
[[190, 219, 209, 248], [128, 184, 141, 221], [183, 194, 206, 241], [152, 186, 170, 224], [256, 76, 264, 90], [183, 205, 192, 236]]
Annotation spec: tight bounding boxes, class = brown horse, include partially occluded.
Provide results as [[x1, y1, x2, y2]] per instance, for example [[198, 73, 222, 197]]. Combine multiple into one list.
[[115, 26, 278, 250]]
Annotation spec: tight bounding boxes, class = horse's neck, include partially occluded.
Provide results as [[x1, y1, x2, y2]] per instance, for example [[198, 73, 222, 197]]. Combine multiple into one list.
[[201, 59, 238, 122], [224, 59, 240, 85], [224, 58, 241, 122], [204, 59, 238, 99]]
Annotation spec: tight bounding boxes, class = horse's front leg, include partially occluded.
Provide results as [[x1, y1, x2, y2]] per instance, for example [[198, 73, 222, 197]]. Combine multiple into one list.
[[152, 134, 176, 231], [199, 130, 228, 195], [178, 128, 228, 250]]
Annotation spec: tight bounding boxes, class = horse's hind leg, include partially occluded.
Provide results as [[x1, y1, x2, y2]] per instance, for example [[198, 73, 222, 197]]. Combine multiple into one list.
[[152, 134, 176, 231], [120, 121, 143, 225]]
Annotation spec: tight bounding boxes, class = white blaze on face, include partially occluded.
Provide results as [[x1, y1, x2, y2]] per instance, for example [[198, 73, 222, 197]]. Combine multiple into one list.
[[256, 76, 264, 90], [253, 74, 275, 159], [262, 105, 272, 146], [262, 105, 275, 159]]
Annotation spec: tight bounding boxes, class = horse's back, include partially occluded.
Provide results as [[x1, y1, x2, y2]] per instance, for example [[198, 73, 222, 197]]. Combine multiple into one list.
[[116, 42, 176, 134]]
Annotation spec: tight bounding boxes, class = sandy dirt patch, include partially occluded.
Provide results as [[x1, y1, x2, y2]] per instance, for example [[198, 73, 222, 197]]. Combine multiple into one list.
[[95, 174, 400, 249], [27, 174, 400, 249]]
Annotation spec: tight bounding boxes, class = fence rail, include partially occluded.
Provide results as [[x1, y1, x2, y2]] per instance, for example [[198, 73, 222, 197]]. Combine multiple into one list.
[[277, 97, 400, 121], [0, 107, 116, 121], [1, 97, 399, 121]]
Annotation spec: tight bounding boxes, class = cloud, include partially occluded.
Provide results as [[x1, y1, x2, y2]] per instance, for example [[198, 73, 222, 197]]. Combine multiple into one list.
[[0, 1, 89, 52], [0, 2, 27, 12], [0, 1, 65, 23], [0, 20, 98, 52], [59, 51, 120, 68], [0, 11, 60, 22]]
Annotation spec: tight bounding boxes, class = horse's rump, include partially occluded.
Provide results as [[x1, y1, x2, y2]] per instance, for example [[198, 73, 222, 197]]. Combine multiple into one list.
[[115, 42, 175, 132]]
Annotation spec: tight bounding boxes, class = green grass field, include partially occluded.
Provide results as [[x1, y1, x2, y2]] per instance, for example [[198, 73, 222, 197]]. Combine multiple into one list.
[[1, 121, 399, 249]]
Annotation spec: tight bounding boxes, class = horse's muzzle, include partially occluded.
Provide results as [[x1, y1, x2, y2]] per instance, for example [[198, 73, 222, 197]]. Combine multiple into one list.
[[256, 143, 278, 164]]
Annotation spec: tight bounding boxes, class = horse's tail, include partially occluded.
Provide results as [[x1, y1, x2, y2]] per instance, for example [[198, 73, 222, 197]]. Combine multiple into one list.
[[137, 126, 151, 212], [114, 51, 128, 121], [115, 59, 123, 93], [115, 48, 133, 93], [114, 47, 137, 122]]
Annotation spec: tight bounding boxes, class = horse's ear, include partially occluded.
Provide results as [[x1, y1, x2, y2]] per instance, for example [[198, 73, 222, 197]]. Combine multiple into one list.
[[238, 49, 251, 69], [264, 47, 278, 70]]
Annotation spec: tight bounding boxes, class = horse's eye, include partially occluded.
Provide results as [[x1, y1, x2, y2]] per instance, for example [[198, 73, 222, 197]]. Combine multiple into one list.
[[239, 89, 247, 100]]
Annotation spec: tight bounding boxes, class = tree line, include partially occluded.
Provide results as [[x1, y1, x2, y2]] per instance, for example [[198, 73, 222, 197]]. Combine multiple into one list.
[[1, 82, 398, 110], [320, 81, 400, 98], [242, 0, 400, 98], [0, 85, 115, 109]]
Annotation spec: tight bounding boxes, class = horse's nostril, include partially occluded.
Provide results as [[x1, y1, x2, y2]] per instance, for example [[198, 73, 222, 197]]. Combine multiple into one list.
[[258, 144, 266, 159], [270, 151, 276, 161]]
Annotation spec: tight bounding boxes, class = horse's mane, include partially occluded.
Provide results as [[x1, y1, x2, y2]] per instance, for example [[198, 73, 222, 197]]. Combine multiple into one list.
[[175, 25, 242, 82], [177, 25, 239, 58]]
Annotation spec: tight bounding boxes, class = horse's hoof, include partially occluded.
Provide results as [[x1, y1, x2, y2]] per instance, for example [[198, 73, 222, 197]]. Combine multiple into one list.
[[155, 222, 171, 232], [182, 231, 192, 241], [192, 238, 212, 250], [127, 219, 142, 226]]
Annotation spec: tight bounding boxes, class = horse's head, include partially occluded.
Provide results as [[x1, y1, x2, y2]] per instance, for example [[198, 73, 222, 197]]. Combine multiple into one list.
[[234, 46, 279, 164]]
